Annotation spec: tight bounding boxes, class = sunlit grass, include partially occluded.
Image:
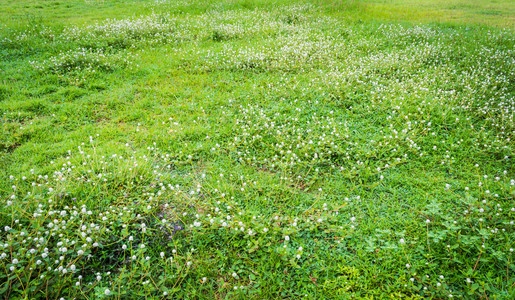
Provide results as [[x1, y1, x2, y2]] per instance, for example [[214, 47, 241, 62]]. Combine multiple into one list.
[[0, 0, 514, 298]]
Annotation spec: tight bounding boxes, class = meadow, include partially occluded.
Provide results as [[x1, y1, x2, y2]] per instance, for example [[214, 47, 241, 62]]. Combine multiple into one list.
[[0, 0, 514, 298]]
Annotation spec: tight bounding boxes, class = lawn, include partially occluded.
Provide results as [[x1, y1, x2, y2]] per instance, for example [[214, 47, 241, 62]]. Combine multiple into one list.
[[0, 0, 514, 298]]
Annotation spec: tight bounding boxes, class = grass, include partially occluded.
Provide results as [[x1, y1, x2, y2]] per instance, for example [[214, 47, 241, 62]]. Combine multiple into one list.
[[0, 0, 514, 298]]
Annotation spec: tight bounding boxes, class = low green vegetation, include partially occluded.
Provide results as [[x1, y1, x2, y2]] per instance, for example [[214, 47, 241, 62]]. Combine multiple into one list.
[[1, 0, 514, 298]]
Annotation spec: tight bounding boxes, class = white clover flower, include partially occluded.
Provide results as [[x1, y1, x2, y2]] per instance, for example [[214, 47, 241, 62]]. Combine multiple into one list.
[[284, 235, 290, 241], [399, 239, 405, 244], [105, 289, 110, 295]]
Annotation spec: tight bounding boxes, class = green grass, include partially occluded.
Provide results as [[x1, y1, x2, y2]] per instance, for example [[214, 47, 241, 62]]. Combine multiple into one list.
[[0, 0, 514, 298]]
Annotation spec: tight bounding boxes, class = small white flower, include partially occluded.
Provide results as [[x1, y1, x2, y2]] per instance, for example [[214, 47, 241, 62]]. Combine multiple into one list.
[[104, 289, 110, 295], [284, 235, 290, 241], [232, 272, 237, 278], [399, 239, 405, 244]]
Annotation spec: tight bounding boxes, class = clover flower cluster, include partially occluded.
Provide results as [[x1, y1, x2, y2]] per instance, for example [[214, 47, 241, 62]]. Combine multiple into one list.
[[29, 47, 138, 77], [0, 139, 352, 297]]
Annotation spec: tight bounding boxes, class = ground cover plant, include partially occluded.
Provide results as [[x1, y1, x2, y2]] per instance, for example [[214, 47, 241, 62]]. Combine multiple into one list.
[[0, 0, 514, 298]]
